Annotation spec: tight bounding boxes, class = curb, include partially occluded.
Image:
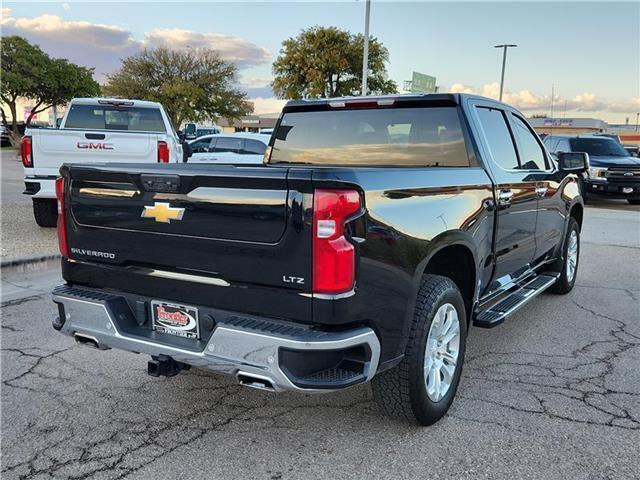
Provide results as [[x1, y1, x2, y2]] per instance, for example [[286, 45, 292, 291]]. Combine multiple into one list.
[[1, 254, 60, 269]]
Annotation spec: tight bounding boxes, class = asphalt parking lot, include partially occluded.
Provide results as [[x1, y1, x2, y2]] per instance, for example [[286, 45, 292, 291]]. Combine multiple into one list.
[[1, 155, 639, 479]]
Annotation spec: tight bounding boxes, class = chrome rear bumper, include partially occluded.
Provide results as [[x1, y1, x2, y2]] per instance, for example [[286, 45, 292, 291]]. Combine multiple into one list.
[[52, 285, 380, 392]]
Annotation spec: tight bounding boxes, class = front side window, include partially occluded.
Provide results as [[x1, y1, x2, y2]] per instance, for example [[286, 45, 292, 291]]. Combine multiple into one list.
[[65, 105, 165, 132], [270, 107, 469, 166], [190, 137, 212, 154], [510, 114, 547, 170], [475, 107, 519, 170]]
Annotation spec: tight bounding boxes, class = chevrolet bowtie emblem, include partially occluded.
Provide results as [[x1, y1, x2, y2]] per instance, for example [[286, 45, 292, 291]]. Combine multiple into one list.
[[141, 202, 185, 223]]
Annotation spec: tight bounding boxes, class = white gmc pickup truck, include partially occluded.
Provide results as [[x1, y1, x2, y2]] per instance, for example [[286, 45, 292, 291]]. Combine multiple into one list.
[[21, 98, 183, 226]]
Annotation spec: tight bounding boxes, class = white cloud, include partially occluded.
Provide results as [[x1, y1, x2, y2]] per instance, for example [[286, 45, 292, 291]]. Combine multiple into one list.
[[1, 12, 271, 79], [252, 97, 287, 115], [143, 29, 269, 68], [62, 3, 71, 11], [240, 76, 272, 89], [446, 82, 637, 115]]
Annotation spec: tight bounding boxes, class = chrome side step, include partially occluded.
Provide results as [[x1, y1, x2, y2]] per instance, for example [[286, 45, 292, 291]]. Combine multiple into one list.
[[474, 273, 559, 328]]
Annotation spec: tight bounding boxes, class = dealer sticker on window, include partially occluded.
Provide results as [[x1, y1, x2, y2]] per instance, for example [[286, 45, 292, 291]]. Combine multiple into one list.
[[151, 301, 200, 339]]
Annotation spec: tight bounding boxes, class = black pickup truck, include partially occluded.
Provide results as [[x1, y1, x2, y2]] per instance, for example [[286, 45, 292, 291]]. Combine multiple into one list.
[[52, 94, 587, 425]]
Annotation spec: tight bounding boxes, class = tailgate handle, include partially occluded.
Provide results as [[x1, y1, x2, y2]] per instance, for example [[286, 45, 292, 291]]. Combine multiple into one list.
[[141, 174, 181, 193], [85, 133, 106, 140]]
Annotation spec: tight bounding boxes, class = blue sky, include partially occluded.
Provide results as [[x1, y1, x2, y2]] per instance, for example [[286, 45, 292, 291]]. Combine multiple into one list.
[[3, 1, 639, 121]]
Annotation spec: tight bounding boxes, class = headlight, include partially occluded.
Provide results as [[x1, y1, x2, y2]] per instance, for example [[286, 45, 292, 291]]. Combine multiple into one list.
[[588, 167, 607, 179]]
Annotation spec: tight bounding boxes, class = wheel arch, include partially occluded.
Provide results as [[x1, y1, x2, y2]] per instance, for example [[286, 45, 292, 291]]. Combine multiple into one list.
[[414, 232, 480, 324]]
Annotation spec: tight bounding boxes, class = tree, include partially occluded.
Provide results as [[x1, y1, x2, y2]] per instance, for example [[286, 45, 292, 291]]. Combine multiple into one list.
[[24, 58, 100, 126], [1, 36, 100, 145], [1, 36, 48, 144], [104, 47, 252, 127], [272, 26, 398, 99]]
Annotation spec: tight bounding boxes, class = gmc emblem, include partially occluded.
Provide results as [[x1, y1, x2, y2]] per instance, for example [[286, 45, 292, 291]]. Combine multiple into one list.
[[77, 142, 114, 150]]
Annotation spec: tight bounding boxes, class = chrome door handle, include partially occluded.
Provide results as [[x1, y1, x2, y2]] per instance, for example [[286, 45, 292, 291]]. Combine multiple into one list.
[[535, 186, 548, 197], [497, 190, 513, 209]]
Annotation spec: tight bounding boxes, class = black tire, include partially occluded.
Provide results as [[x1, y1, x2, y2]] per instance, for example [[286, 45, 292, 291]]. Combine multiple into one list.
[[32, 199, 58, 228], [549, 217, 580, 294], [371, 275, 467, 426], [627, 199, 640, 206]]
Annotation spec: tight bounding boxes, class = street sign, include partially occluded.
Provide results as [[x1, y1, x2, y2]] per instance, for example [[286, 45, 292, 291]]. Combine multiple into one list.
[[411, 72, 437, 93]]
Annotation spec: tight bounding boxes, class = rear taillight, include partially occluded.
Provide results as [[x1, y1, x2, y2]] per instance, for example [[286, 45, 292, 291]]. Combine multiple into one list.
[[312, 189, 361, 294], [21, 136, 33, 167], [55, 177, 69, 258], [157, 141, 169, 163]]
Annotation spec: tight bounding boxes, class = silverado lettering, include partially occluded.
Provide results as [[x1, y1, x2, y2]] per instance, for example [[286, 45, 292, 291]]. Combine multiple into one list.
[[69, 248, 115, 259], [52, 93, 585, 426]]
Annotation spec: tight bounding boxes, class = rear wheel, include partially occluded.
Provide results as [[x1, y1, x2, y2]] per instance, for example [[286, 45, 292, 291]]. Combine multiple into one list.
[[627, 199, 640, 205], [32, 199, 58, 227], [371, 275, 467, 425], [550, 217, 580, 294]]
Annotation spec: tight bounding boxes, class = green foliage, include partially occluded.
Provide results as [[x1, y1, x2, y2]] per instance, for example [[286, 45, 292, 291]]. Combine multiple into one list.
[[272, 26, 398, 99], [103, 47, 252, 127], [0, 35, 99, 142]]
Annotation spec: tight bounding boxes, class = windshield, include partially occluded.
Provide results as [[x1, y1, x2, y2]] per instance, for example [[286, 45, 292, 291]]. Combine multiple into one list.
[[270, 106, 469, 166], [65, 105, 166, 132], [570, 138, 629, 157]]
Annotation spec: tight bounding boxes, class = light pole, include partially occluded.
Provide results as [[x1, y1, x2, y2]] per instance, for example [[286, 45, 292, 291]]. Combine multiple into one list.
[[636, 112, 639, 132], [361, 0, 371, 96], [494, 44, 517, 101]]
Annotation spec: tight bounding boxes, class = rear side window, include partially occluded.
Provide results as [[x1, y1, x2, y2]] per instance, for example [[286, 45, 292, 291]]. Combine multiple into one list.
[[475, 107, 519, 170], [270, 107, 469, 166], [510, 114, 547, 170], [65, 105, 165, 132], [213, 137, 243, 153], [243, 139, 267, 155]]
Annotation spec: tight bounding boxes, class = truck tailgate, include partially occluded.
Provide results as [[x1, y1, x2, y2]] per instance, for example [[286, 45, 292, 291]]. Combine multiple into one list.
[[33, 129, 158, 176], [62, 163, 314, 321]]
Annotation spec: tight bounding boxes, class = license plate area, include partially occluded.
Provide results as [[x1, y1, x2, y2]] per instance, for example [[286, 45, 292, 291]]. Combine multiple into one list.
[[151, 301, 200, 339]]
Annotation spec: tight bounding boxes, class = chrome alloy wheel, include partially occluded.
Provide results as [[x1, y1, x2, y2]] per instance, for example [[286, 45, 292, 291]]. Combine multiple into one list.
[[424, 303, 461, 402], [566, 230, 578, 282]]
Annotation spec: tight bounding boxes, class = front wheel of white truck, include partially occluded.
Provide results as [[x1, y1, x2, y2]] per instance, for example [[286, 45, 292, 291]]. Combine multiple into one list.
[[371, 275, 467, 425]]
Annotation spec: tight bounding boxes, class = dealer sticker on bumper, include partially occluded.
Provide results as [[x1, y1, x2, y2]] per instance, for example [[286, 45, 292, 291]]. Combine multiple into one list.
[[622, 187, 634, 194], [151, 301, 200, 339]]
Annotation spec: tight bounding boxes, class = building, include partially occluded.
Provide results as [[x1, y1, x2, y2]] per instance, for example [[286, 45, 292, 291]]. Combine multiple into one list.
[[608, 124, 640, 146], [0, 97, 62, 127], [217, 113, 279, 133], [528, 117, 608, 136]]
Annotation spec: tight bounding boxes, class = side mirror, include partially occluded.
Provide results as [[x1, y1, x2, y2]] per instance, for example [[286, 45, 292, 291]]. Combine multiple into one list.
[[558, 151, 589, 174]]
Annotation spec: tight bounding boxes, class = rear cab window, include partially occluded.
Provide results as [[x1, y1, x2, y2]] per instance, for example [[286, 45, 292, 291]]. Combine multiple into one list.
[[269, 106, 470, 166], [64, 104, 166, 132]]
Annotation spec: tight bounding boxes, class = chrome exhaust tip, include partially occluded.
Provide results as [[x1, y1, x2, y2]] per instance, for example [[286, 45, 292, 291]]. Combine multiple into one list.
[[237, 372, 276, 392], [73, 333, 108, 350]]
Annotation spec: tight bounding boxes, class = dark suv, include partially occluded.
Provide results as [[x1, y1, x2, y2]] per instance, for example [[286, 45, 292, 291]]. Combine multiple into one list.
[[543, 134, 640, 204]]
